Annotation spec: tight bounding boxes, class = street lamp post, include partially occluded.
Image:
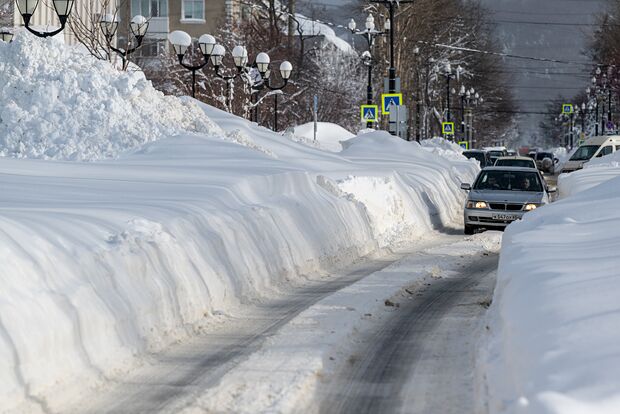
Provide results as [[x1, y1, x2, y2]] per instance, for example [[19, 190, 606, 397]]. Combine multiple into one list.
[[253, 52, 293, 131], [442, 63, 461, 124], [16, 0, 74, 38], [369, 0, 414, 94], [348, 13, 388, 128], [100, 14, 149, 66], [168, 31, 217, 98], [580, 102, 587, 143], [211, 44, 250, 110]]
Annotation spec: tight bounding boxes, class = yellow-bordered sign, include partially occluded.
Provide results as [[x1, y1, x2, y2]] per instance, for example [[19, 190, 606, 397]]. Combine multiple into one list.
[[458, 141, 469, 150], [442, 122, 455, 136], [360, 105, 379, 123], [381, 93, 403, 114], [562, 104, 574, 114]]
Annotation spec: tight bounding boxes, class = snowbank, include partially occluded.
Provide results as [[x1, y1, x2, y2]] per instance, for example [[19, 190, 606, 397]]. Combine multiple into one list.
[[0, 37, 479, 413], [289, 121, 355, 152], [483, 170, 620, 413], [0, 33, 218, 161], [420, 137, 466, 161]]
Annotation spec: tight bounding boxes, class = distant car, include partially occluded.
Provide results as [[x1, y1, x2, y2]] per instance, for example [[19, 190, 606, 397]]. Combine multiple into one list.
[[534, 152, 559, 174], [462, 150, 492, 168], [494, 156, 537, 169], [461, 167, 554, 234], [488, 149, 508, 164], [506, 150, 517, 156]]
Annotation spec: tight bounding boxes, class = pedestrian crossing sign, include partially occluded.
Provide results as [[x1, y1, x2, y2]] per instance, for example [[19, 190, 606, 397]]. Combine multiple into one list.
[[381, 93, 403, 114], [361, 105, 379, 123], [458, 141, 469, 149], [442, 122, 455, 135], [562, 104, 574, 114]]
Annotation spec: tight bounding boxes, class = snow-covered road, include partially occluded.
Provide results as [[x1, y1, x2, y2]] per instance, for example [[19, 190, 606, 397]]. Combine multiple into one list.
[[51, 233, 501, 414], [317, 249, 497, 414]]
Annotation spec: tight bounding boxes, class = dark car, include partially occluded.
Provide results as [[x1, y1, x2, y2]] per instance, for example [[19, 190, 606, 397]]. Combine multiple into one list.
[[535, 152, 559, 174], [463, 150, 492, 168]]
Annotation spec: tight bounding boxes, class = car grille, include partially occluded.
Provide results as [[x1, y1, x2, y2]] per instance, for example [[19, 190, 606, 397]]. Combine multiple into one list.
[[489, 203, 523, 211]]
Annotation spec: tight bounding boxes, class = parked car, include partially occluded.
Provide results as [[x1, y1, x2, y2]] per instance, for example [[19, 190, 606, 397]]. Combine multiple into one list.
[[561, 135, 620, 173], [494, 156, 537, 169], [462, 150, 492, 168], [461, 167, 554, 234], [534, 152, 559, 174]]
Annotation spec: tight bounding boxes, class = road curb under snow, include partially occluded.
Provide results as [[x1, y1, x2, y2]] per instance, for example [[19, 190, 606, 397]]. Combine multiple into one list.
[[175, 233, 502, 414]]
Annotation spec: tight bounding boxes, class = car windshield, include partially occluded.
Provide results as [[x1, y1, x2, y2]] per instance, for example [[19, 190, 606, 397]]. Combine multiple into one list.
[[495, 159, 535, 168], [463, 152, 485, 164], [570, 145, 599, 161], [474, 170, 543, 192], [489, 151, 504, 157]]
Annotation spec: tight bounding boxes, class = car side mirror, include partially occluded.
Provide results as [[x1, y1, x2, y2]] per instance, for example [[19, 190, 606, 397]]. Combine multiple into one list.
[[461, 183, 471, 191], [554, 158, 559, 164]]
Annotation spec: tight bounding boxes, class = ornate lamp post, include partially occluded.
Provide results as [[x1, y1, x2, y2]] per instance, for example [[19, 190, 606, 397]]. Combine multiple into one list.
[[253, 52, 293, 131], [100, 14, 149, 66], [168, 31, 217, 98], [211, 44, 250, 109], [0, 29, 13, 42], [16, 0, 74, 38], [348, 13, 388, 128]]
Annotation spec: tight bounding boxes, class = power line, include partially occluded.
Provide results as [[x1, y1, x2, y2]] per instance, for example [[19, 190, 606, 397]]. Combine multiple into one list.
[[428, 42, 595, 67]]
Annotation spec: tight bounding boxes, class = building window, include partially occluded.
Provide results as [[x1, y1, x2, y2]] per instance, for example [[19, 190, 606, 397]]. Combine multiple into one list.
[[137, 38, 167, 58], [182, 0, 204, 20], [131, 0, 168, 17]]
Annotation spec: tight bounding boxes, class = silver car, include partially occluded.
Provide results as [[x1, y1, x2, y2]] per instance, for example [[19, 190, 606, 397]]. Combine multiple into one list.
[[461, 167, 555, 234]]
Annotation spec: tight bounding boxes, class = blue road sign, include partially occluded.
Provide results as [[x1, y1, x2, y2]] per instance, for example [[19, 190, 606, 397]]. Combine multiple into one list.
[[382, 93, 403, 114], [361, 105, 379, 123]]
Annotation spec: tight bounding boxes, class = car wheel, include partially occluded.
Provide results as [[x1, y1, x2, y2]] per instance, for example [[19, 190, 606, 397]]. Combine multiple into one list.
[[464, 224, 476, 235]]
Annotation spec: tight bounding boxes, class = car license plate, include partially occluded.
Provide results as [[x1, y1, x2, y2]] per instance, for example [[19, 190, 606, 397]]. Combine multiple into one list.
[[492, 213, 519, 221]]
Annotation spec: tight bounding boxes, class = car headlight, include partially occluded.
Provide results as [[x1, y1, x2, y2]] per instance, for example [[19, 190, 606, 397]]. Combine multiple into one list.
[[523, 203, 540, 211], [466, 201, 488, 209]]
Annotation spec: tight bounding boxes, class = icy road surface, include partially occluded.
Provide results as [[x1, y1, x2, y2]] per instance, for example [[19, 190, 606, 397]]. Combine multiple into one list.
[[317, 254, 497, 414], [60, 236, 450, 413], [58, 233, 499, 413]]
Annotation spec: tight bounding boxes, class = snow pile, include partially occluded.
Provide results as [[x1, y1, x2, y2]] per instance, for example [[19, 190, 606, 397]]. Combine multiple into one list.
[[482, 174, 620, 413], [290, 122, 355, 152], [0, 33, 219, 161], [557, 151, 620, 198], [420, 137, 466, 161], [0, 104, 477, 412]]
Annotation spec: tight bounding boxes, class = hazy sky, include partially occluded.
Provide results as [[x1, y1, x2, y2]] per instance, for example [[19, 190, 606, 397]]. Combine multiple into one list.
[[480, 0, 605, 140]]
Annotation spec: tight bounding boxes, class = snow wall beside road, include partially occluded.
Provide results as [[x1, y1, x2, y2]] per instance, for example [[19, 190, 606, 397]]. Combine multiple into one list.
[[0, 35, 476, 412], [483, 158, 620, 413]]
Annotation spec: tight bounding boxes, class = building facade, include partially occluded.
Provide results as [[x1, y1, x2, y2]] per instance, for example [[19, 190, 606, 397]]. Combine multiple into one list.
[[5, 0, 246, 57], [121, 0, 244, 58]]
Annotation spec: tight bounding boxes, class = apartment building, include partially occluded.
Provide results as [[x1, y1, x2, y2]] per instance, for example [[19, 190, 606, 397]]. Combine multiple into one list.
[[120, 0, 244, 58]]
